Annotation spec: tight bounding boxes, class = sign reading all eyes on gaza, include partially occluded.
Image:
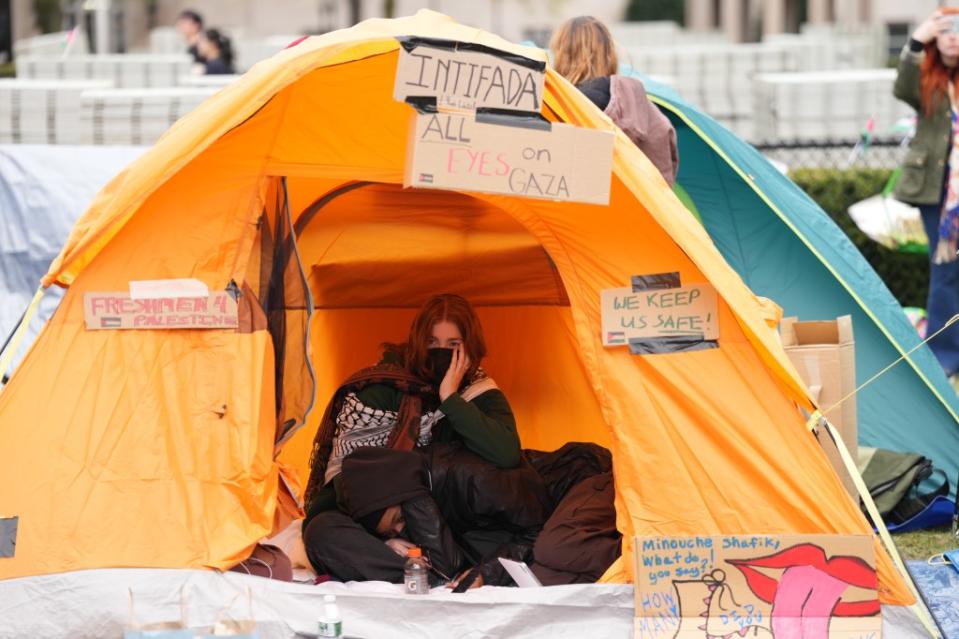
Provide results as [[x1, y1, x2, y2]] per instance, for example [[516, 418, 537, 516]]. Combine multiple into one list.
[[395, 38, 614, 205]]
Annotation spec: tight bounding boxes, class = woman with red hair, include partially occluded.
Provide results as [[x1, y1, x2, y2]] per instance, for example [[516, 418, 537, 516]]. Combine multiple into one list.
[[301, 294, 523, 583], [894, 9, 959, 380]]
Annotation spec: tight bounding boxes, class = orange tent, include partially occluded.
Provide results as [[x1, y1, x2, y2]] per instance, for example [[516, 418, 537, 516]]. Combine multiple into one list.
[[0, 11, 911, 606]]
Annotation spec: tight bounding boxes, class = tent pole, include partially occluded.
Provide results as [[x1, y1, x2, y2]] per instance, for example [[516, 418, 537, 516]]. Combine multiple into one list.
[[816, 415, 943, 638], [0, 287, 46, 385]]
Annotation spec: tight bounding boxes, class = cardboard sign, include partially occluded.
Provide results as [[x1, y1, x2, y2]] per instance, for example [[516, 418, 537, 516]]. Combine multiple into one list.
[[405, 111, 614, 205], [129, 278, 209, 300], [601, 285, 718, 346], [635, 534, 881, 639], [394, 43, 545, 112], [83, 292, 238, 330], [781, 316, 858, 498]]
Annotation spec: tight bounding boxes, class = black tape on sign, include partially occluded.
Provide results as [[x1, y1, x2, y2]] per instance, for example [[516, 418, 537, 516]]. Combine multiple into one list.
[[0, 517, 17, 558], [632, 273, 681, 292], [395, 36, 547, 72], [628, 336, 718, 355], [406, 96, 438, 113], [475, 108, 551, 131]]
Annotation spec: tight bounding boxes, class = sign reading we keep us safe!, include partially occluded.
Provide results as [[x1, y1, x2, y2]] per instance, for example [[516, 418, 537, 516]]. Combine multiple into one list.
[[600, 284, 719, 346], [83, 292, 238, 330], [404, 111, 614, 205]]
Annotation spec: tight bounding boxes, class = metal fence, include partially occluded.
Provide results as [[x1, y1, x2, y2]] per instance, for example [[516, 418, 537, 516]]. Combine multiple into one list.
[[753, 137, 907, 171]]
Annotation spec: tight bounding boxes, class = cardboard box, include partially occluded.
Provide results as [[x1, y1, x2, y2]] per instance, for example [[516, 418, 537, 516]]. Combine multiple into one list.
[[781, 316, 858, 497], [404, 110, 614, 205]]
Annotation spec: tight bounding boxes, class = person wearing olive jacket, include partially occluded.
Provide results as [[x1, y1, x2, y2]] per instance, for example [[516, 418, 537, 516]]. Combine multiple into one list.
[[894, 8, 959, 380]]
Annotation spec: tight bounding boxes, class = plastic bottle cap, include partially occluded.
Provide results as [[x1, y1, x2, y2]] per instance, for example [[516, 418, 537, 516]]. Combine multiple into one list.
[[407, 547, 422, 558], [324, 594, 336, 603]]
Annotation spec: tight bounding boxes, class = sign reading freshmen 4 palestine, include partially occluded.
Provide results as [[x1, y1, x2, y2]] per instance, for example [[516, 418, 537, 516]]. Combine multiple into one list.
[[83, 292, 238, 330], [393, 43, 545, 112], [405, 111, 614, 205]]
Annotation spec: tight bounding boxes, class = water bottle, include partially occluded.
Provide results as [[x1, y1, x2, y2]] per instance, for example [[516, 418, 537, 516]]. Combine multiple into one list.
[[318, 594, 342, 638], [404, 547, 430, 595]]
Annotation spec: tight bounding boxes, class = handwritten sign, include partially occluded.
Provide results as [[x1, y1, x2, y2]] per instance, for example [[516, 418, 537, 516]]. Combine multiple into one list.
[[394, 43, 545, 112], [83, 292, 238, 330], [635, 534, 880, 639], [600, 285, 718, 346], [405, 111, 614, 205]]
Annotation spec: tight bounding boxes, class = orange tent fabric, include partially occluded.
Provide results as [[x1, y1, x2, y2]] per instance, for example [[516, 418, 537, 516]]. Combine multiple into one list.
[[0, 11, 911, 605]]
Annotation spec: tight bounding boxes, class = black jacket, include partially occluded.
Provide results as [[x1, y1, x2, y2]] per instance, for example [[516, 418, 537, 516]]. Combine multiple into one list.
[[337, 442, 612, 585], [339, 447, 466, 582]]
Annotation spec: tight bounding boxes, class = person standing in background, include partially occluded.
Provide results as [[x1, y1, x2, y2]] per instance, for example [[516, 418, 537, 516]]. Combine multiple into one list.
[[175, 9, 204, 64], [550, 16, 678, 186], [197, 28, 235, 75], [893, 8, 959, 384]]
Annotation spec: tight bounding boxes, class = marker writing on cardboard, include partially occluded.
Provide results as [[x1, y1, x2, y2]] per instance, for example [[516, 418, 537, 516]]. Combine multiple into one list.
[[403, 51, 541, 110], [421, 113, 571, 199]]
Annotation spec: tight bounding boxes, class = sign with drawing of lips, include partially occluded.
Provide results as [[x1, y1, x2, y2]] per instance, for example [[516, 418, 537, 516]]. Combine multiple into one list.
[[634, 534, 881, 639]]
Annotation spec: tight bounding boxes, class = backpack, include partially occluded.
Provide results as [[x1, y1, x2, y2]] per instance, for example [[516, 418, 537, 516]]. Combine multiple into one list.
[[858, 447, 950, 526]]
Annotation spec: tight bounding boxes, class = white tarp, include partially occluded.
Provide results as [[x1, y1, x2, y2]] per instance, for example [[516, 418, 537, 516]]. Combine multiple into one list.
[[0, 568, 931, 639], [0, 144, 146, 377], [847, 194, 927, 251]]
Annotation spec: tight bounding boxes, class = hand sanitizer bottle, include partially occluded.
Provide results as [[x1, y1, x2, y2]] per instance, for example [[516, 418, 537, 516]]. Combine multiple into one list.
[[318, 594, 342, 638]]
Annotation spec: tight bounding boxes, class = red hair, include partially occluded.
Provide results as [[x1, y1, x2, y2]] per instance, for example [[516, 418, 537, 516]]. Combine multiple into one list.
[[921, 8, 959, 117], [400, 294, 486, 382]]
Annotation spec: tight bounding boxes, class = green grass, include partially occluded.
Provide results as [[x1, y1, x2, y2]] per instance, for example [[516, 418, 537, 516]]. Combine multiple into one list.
[[893, 525, 957, 560]]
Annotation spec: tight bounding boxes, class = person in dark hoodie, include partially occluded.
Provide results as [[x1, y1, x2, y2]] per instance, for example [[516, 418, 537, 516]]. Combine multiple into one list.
[[311, 447, 468, 585], [174, 9, 204, 64], [325, 442, 618, 588], [550, 16, 678, 185], [302, 294, 526, 580], [328, 441, 572, 588], [196, 28, 235, 75]]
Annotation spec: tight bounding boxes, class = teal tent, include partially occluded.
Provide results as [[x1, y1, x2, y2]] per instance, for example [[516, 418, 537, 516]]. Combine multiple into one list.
[[637, 75, 959, 498]]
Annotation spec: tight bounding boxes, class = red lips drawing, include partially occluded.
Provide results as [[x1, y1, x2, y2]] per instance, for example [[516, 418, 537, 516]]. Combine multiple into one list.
[[727, 544, 880, 639]]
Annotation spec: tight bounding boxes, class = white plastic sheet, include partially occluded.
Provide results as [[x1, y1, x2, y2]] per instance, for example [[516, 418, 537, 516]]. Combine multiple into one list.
[[847, 194, 927, 251], [0, 144, 146, 375], [0, 568, 931, 639]]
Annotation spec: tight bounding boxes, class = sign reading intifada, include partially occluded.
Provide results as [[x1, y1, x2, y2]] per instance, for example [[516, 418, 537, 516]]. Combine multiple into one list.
[[394, 43, 545, 112]]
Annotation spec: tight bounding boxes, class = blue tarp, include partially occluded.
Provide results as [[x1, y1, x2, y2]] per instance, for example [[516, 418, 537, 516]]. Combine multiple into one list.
[[0, 145, 146, 376], [908, 559, 959, 638]]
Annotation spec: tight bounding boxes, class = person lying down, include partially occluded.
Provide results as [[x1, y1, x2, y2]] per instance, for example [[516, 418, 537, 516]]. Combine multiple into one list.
[[300, 293, 621, 587], [331, 443, 622, 588]]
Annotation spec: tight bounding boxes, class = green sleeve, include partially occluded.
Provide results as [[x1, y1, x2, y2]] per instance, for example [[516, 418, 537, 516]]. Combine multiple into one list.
[[354, 383, 403, 411], [437, 389, 521, 468], [893, 46, 922, 112]]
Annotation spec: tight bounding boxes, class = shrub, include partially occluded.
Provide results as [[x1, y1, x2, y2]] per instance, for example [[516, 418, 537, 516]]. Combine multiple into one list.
[[790, 168, 929, 309]]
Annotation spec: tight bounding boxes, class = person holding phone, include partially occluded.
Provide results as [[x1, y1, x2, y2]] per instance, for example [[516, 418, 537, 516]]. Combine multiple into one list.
[[301, 294, 523, 579], [893, 8, 959, 382]]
